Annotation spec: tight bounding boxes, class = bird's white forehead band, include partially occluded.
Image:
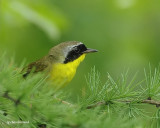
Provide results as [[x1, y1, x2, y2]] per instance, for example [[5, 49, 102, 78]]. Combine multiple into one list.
[[67, 42, 83, 49]]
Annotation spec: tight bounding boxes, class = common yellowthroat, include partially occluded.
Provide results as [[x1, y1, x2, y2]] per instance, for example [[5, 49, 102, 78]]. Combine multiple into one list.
[[23, 41, 98, 88]]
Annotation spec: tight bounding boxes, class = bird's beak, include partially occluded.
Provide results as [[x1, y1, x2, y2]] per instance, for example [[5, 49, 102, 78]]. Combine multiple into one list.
[[83, 48, 98, 54]]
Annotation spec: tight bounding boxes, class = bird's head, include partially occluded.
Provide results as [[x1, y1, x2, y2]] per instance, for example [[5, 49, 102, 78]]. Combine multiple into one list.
[[48, 41, 98, 64]]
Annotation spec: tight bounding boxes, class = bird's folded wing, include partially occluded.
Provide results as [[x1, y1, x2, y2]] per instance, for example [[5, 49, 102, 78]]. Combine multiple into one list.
[[22, 61, 48, 78]]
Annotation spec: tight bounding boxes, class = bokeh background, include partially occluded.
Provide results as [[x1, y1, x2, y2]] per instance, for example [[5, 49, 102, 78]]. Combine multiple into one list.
[[1, 0, 160, 97]]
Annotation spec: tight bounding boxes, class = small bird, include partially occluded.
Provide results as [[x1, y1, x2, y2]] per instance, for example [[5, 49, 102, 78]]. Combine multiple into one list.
[[22, 41, 98, 88]]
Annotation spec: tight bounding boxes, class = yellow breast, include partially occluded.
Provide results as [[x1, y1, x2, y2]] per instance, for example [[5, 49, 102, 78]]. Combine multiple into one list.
[[49, 54, 86, 88]]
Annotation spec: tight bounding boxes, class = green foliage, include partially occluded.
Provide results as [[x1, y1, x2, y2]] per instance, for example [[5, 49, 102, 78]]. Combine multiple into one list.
[[1, 0, 160, 93], [1, 56, 160, 128], [1, 0, 68, 40], [144, 64, 160, 100]]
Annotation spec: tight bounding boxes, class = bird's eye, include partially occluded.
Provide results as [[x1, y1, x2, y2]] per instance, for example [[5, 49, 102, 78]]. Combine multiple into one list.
[[75, 49, 80, 53], [73, 47, 80, 53]]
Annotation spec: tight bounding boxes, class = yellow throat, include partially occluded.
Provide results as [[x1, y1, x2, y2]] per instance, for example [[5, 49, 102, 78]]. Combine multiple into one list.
[[50, 54, 86, 87]]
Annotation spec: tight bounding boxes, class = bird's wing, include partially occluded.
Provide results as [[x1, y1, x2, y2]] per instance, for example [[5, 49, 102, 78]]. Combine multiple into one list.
[[22, 60, 48, 78]]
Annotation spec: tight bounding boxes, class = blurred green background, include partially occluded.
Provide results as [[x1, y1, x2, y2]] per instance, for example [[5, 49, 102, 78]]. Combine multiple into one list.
[[1, 0, 160, 96]]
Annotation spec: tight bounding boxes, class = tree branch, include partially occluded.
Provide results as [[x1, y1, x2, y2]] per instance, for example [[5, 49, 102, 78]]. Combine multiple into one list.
[[123, 99, 160, 107], [142, 99, 160, 107], [3, 91, 21, 106], [87, 99, 160, 109]]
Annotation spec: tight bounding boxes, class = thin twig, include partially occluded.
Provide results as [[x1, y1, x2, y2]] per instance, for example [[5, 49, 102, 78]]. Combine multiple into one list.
[[55, 98, 74, 107], [87, 101, 106, 109]]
